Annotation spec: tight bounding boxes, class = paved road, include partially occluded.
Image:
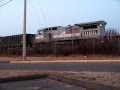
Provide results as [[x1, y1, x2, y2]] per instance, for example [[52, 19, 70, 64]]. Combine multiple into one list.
[[0, 62, 120, 72]]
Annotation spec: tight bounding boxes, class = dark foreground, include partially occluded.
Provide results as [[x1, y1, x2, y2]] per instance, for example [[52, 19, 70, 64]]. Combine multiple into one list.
[[0, 62, 120, 72], [0, 79, 86, 90]]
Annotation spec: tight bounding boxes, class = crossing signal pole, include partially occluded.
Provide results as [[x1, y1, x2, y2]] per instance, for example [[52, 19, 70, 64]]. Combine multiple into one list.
[[23, 0, 27, 60]]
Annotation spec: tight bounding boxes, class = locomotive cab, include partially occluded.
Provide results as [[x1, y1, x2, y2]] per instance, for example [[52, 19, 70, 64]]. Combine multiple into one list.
[[35, 26, 63, 43]]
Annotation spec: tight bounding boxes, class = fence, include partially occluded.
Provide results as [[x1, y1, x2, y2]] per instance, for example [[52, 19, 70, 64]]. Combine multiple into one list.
[[0, 36, 120, 57]]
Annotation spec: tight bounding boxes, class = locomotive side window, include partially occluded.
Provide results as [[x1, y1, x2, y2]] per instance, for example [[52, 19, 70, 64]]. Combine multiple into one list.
[[96, 30, 98, 34], [39, 32, 42, 35], [83, 25, 97, 29], [52, 27, 57, 30], [46, 28, 48, 31], [49, 28, 51, 31]]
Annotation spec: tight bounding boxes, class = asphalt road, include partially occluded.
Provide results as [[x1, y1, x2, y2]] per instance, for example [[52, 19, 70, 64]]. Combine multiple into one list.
[[0, 62, 120, 72]]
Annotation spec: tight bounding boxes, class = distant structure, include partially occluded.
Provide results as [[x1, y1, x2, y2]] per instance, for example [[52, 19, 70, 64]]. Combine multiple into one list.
[[35, 20, 107, 42], [0, 37, 2, 45]]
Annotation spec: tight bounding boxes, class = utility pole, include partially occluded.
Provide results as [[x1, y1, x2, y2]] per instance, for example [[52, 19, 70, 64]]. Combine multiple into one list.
[[23, 0, 27, 60], [118, 28, 120, 55], [0, 0, 27, 59]]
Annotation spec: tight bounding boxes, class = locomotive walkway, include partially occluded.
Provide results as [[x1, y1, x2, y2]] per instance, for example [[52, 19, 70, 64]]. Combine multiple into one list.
[[9, 59, 120, 64], [0, 59, 120, 64], [1, 55, 120, 63]]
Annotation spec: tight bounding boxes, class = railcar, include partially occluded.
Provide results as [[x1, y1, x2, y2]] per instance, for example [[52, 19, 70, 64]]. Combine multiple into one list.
[[0, 34, 35, 46]]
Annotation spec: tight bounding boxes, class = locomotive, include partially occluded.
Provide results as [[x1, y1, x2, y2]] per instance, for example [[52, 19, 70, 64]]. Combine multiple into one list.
[[35, 20, 107, 43]]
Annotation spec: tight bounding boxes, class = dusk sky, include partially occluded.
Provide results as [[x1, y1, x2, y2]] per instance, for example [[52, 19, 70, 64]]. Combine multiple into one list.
[[0, 0, 120, 36]]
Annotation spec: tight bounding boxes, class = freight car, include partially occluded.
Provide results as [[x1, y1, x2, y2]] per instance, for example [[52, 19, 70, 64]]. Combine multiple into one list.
[[0, 34, 35, 55], [0, 37, 2, 45], [35, 20, 107, 43], [0, 34, 35, 46]]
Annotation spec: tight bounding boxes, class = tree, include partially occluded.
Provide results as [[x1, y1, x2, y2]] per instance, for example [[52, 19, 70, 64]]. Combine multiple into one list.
[[105, 28, 119, 37]]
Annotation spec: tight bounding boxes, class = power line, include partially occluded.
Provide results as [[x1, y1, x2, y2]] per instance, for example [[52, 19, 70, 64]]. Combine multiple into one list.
[[37, 0, 47, 27], [29, 0, 44, 27], [0, 0, 12, 7]]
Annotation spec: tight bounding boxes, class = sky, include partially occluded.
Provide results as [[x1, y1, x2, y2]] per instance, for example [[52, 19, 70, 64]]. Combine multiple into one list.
[[0, 0, 120, 36]]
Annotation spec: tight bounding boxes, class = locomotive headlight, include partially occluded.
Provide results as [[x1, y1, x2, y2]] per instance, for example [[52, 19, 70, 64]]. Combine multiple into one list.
[[35, 35, 43, 39], [36, 36, 41, 39], [101, 40, 104, 43]]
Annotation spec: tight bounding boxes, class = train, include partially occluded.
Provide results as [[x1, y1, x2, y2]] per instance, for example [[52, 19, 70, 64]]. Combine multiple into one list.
[[0, 20, 107, 45], [35, 20, 107, 43], [2, 20, 120, 56], [0, 34, 35, 47]]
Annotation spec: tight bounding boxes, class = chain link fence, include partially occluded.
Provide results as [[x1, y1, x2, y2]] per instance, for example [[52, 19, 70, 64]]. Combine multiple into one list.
[[0, 36, 120, 57]]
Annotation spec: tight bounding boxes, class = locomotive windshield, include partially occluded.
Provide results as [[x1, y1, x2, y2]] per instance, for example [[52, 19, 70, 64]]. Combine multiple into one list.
[[38, 30, 43, 35]]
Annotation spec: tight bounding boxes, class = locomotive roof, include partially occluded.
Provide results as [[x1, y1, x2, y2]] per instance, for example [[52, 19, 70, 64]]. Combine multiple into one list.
[[1, 34, 35, 37], [75, 20, 107, 26], [41, 26, 62, 29]]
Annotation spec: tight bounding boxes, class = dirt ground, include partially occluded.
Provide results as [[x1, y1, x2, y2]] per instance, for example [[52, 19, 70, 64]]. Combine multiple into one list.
[[54, 71, 120, 88], [0, 54, 120, 61], [0, 71, 120, 88], [0, 55, 120, 89], [0, 79, 86, 90]]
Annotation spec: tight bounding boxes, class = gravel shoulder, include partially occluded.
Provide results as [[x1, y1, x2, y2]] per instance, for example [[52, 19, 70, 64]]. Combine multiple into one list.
[[54, 71, 120, 88], [0, 71, 120, 88], [0, 54, 120, 61]]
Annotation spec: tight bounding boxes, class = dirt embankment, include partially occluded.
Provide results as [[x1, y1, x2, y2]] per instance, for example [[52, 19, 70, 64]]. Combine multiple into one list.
[[51, 72, 120, 88], [0, 71, 120, 90]]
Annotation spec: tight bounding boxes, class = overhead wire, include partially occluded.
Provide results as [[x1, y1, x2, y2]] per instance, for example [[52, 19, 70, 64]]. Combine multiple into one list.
[[29, 0, 44, 28], [36, 0, 47, 27], [0, 0, 12, 7]]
